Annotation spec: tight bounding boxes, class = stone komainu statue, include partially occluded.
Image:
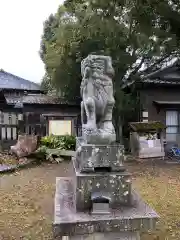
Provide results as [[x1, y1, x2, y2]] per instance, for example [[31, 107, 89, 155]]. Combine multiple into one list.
[[80, 54, 116, 144]]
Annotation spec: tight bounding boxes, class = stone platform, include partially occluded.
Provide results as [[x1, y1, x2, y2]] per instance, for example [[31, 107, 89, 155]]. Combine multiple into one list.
[[53, 178, 159, 239]]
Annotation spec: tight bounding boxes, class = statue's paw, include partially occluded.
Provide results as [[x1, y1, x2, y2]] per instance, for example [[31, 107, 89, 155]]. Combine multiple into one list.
[[83, 123, 97, 133], [84, 128, 97, 135]]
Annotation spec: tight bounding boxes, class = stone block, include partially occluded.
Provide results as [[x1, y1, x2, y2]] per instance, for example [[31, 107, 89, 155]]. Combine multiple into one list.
[[10, 134, 39, 158], [72, 162, 132, 211], [53, 178, 159, 238], [75, 139, 125, 172], [76, 137, 84, 149]]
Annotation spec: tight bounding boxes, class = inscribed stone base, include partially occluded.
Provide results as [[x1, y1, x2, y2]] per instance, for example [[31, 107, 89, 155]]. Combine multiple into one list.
[[73, 162, 132, 211], [53, 178, 159, 238]]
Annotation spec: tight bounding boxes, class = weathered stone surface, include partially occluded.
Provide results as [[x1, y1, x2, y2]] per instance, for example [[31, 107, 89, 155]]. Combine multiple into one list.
[[43, 149, 75, 162], [10, 135, 39, 158], [75, 140, 125, 172], [53, 178, 159, 237], [0, 164, 14, 172], [80, 54, 116, 144], [73, 163, 132, 211], [92, 202, 111, 215], [76, 137, 84, 149], [62, 232, 140, 239], [82, 131, 116, 145]]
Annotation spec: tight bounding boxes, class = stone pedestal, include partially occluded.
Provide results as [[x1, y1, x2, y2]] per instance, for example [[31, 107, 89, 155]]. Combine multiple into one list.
[[53, 137, 159, 239], [74, 161, 132, 211], [53, 178, 159, 239], [53, 54, 159, 239]]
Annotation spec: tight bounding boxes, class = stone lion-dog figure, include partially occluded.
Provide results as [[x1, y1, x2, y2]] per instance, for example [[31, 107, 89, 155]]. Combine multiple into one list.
[[80, 54, 116, 144]]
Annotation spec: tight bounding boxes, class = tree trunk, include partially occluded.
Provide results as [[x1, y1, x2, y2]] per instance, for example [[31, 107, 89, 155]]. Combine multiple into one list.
[[113, 107, 123, 144], [116, 116, 123, 144]]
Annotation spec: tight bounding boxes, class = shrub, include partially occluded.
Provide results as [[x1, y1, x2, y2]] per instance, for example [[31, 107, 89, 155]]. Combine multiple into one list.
[[57, 135, 76, 150], [33, 145, 47, 161], [40, 135, 58, 148], [33, 135, 76, 163], [40, 135, 76, 150]]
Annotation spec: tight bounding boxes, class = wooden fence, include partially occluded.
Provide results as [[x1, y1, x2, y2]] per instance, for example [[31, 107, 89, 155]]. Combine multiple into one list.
[[0, 112, 82, 150]]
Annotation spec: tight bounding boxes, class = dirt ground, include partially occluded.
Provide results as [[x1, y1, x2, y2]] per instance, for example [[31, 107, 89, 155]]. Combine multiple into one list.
[[128, 161, 180, 240], [0, 162, 74, 240], [0, 160, 180, 239]]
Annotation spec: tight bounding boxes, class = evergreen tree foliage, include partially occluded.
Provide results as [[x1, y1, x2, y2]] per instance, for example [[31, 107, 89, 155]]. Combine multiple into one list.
[[40, 0, 180, 141]]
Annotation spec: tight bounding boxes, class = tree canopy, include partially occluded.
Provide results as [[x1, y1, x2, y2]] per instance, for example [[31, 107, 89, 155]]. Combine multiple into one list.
[[40, 0, 180, 140]]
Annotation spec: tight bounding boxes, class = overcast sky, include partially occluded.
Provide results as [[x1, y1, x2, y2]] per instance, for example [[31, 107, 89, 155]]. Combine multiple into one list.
[[0, 0, 63, 83]]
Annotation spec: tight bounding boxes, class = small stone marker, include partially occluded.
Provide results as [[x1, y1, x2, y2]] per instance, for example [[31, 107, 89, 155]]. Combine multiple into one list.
[[91, 192, 111, 214], [92, 202, 110, 214]]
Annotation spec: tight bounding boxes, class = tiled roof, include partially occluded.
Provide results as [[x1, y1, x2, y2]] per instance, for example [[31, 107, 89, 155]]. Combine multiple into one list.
[[154, 100, 180, 105], [5, 94, 78, 106], [142, 78, 180, 85], [0, 70, 41, 91], [122, 59, 180, 88], [22, 94, 73, 105], [143, 61, 180, 85]]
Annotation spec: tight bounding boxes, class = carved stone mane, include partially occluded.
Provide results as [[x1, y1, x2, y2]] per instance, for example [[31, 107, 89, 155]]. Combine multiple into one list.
[[80, 54, 116, 144]]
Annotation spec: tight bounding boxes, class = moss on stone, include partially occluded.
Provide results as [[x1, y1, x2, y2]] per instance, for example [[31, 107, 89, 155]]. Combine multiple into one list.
[[129, 121, 166, 132]]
